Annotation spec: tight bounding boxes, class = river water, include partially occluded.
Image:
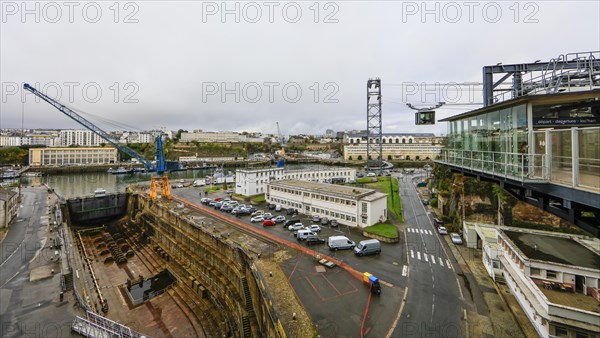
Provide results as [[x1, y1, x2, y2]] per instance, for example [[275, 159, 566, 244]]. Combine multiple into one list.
[[19, 164, 326, 199]]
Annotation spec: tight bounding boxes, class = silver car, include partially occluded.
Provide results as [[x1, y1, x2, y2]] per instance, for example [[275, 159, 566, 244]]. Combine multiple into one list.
[[450, 233, 463, 244]]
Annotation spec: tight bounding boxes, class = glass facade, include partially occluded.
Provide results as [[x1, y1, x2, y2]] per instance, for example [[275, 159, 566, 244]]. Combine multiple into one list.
[[447, 104, 528, 175], [442, 98, 600, 191]]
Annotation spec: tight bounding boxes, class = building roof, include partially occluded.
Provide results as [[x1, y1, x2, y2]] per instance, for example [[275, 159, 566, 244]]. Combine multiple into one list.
[[440, 89, 600, 122], [0, 188, 18, 201], [504, 230, 600, 270], [269, 179, 385, 200]]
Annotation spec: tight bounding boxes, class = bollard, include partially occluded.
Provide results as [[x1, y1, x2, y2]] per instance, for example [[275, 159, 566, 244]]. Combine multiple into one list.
[[269, 271, 273, 277], [292, 312, 296, 320]]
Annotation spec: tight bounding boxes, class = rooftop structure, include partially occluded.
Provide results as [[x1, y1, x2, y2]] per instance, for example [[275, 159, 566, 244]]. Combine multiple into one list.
[[436, 52, 600, 236]]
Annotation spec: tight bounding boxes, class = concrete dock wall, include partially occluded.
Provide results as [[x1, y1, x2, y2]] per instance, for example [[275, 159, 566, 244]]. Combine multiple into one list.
[[67, 193, 129, 224]]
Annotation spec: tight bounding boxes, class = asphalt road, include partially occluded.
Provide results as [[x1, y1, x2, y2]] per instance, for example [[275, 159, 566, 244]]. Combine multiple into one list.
[[391, 173, 466, 337], [173, 176, 471, 337]]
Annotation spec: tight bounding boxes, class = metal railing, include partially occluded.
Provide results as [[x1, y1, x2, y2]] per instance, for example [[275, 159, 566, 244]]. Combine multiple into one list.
[[438, 149, 548, 183]]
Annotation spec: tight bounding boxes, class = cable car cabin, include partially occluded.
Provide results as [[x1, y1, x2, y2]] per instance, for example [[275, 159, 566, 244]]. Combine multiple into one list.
[[415, 111, 436, 125]]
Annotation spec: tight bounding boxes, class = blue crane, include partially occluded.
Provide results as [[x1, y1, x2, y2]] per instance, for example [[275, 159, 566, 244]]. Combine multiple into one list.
[[23, 83, 172, 199]]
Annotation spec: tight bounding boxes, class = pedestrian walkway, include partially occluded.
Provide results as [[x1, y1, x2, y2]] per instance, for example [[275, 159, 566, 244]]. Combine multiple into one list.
[[409, 249, 452, 269], [448, 239, 538, 338], [406, 228, 434, 235]]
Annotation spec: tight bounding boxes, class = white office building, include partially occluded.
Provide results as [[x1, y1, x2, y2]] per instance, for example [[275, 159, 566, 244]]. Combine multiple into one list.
[[266, 179, 387, 228], [462, 223, 600, 338], [235, 167, 356, 196]]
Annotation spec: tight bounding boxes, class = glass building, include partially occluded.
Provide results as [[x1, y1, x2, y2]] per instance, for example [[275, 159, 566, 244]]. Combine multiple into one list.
[[439, 90, 600, 192]]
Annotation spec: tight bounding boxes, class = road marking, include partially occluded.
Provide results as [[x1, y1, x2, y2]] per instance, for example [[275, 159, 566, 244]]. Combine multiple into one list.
[[431, 254, 436, 263], [417, 252, 421, 260], [410, 250, 414, 259], [446, 259, 452, 269], [402, 265, 408, 277], [424, 254, 428, 262], [420, 229, 424, 234], [439, 257, 444, 265]]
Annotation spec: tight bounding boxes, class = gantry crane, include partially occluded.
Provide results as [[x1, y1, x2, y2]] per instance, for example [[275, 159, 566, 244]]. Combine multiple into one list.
[[23, 83, 171, 201]]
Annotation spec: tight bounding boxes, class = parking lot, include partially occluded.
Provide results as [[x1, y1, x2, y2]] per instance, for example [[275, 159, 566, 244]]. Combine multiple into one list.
[[172, 186, 409, 337]]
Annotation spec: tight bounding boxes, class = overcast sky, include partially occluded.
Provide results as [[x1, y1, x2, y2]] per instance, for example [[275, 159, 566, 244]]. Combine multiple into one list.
[[1, 1, 599, 136]]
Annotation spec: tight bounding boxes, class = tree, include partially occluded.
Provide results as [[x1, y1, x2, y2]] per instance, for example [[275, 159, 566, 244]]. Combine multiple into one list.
[[415, 155, 420, 160], [387, 155, 392, 160], [357, 155, 363, 160], [348, 156, 353, 160]]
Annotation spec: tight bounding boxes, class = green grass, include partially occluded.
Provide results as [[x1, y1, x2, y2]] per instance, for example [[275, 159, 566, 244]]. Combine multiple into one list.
[[251, 194, 266, 204], [376, 177, 403, 222], [205, 186, 222, 193], [363, 222, 398, 238], [356, 177, 377, 184], [350, 176, 403, 222]]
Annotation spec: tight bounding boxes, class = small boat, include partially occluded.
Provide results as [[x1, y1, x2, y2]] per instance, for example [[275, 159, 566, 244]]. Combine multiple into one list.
[[1, 169, 20, 179], [108, 167, 134, 175], [23, 172, 43, 177]]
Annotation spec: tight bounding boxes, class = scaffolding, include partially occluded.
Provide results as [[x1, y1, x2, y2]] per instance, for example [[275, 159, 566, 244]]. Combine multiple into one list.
[[366, 79, 383, 173]]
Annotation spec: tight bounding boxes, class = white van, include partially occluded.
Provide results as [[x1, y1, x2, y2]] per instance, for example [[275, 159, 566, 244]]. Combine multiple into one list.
[[328, 236, 356, 251], [354, 239, 381, 256], [193, 179, 206, 187], [275, 204, 282, 212], [296, 229, 316, 241]]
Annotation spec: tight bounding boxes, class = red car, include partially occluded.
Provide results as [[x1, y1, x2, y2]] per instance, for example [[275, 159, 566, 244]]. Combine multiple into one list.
[[213, 197, 223, 202], [263, 219, 276, 227]]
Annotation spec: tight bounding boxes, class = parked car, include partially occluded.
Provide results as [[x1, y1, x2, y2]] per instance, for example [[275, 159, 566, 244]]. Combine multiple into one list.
[[433, 218, 444, 227], [438, 226, 448, 235], [200, 197, 210, 204], [251, 210, 264, 217], [213, 202, 223, 209], [213, 197, 223, 201], [233, 208, 250, 216], [305, 235, 326, 246], [288, 223, 305, 231], [422, 199, 429, 205], [263, 213, 274, 220], [263, 219, 276, 227], [284, 219, 300, 227], [312, 215, 321, 222], [286, 208, 298, 215], [220, 205, 234, 212], [251, 216, 264, 223], [268, 204, 276, 210], [320, 217, 329, 225], [450, 233, 463, 244], [356, 172, 364, 178], [275, 204, 282, 212], [273, 215, 286, 223], [246, 207, 258, 213], [328, 236, 356, 251], [296, 229, 316, 240], [308, 224, 321, 233], [354, 239, 381, 256], [366, 172, 376, 177], [330, 219, 338, 227]]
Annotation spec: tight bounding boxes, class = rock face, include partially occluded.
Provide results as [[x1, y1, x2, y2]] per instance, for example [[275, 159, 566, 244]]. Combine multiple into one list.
[[512, 202, 562, 227]]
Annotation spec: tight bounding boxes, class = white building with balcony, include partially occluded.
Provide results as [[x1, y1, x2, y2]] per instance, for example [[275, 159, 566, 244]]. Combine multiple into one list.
[[266, 179, 387, 228], [464, 223, 600, 338], [235, 167, 356, 197]]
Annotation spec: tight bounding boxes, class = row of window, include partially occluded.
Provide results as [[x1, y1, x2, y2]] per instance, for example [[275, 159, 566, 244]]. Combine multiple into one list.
[[269, 197, 301, 210], [310, 206, 356, 222], [349, 138, 414, 144], [270, 185, 358, 206]]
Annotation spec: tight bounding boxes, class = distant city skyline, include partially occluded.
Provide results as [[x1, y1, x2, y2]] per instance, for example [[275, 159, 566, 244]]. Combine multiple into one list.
[[1, 1, 598, 136]]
